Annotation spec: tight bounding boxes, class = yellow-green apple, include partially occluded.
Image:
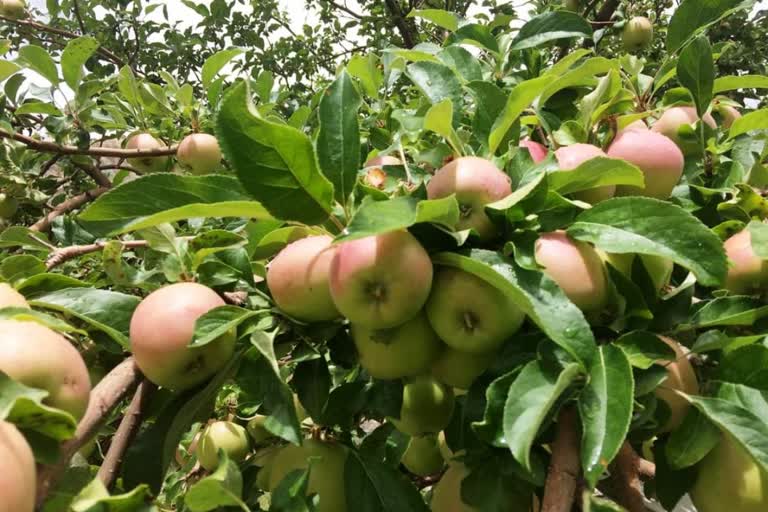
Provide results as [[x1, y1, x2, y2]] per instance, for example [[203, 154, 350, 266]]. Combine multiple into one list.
[[176, 133, 222, 175], [391, 376, 455, 436], [622, 16, 653, 51], [0, 0, 26, 19], [716, 104, 742, 129], [723, 229, 768, 294], [254, 444, 282, 490], [126, 133, 170, 173], [432, 346, 494, 390], [654, 336, 698, 432], [563, 0, 579, 11], [0, 193, 18, 218], [401, 434, 444, 476], [197, 421, 251, 471], [554, 143, 614, 203], [607, 129, 685, 198], [431, 461, 539, 511], [0, 283, 29, 308], [600, 251, 673, 293], [520, 139, 548, 163], [0, 421, 35, 512], [650, 106, 717, 154]]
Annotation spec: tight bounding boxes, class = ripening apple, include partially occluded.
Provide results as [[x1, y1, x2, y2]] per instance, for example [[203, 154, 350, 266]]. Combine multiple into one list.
[[129, 282, 237, 391], [401, 434, 444, 476], [432, 346, 494, 390], [654, 336, 698, 432], [607, 128, 685, 198], [0, 421, 35, 512], [622, 16, 653, 52], [0, 193, 18, 219], [267, 235, 340, 323], [716, 104, 742, 129], [391, 376, 455, 436], [176, 133, 222, 175], [0, 0, 26, 19], [0, 283, 29, 308], [0, 320, 91, 420], [427, 156, 512, 240], [723, 229, 768, 294], [426, 267, 524, 354], [268, 439, 348, 512], [352, 312, 442, 380], [125, 133, 170, 173], [330, 230, 433, 329], [650, 106, 717, 154], [431, 461, 537, 512], [691, 433, 768, 512], [519, 139, 548, 163], [600, 251, 673, 293], [554, 143, 614, 203], [534, 231, 609, 313], [197, 421, 251, 471]]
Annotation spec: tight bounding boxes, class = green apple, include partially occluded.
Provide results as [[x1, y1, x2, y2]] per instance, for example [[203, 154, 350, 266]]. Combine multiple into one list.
[[0, 0, 26, 19], [0, 421, 35, 512], [176, 133, 222, 175], [0, 193, 18, 218], [197, 421, 250, 471], [391, 376, 455, 436], [431, 461, 538, 511], [622, 16, 653, 52], [432, 346, 494, 390], [401, 434, 444, 476]]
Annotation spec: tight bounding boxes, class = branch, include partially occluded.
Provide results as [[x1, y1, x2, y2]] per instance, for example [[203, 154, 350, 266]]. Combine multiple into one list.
[[0, 128, 178, 158], [383, 0, 417, 48], [541, 407, 581, 512], [600, 442, 653, 512], [30, 187, 108, 233], [45, 239, 149, 269], [72, 0, 87, 34], [71, 161, 113, 188], [319, 0, 364, 19], [594, 0, 620, 24], [36, 358, 142, 507], [97, 379, 156, 489]]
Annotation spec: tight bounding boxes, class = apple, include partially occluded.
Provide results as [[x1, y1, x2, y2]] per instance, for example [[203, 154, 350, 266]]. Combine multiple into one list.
[[364, 155, 401, 188], [534, 231, 608, 313], [0, 193, 18, 218], [365, 155, 401, 168], [432, 346, 494, 390], [129, 282, 237, 391], [723, 229, 768, 294], [607, 129, 685, 199], [267, 235, 340, 323], [621, 119, 649, 132], [176, 133, 222, 175], [426, 156, 512, 240], [268, 439, 348, 512], [622, 16, 653, 52], [401, 434, 444, 476], [519, 139, 548, 163], [600, 251, 673, 293], [426, 267, 524, 354], [352, 312, 442, 380], [431, 461, 538, 511], [717, 104, 742, 129], [0, 320, 91, 420], [391, 376, 455, 436], [650, 106, 717, 154], [247, 396, 308, 443], [554, 143, 614, 203], [254, 445, 282, 490], [0, 421, 35, 512], [0, 283, 29, 308], [197, 421, 251, 471], [125, 133, 170, 173], [329, 230, 433, 329], [563, 0, 579, 12], [0, 0, 26, 19], [654, 336, 698, 432], [691, 433, 768, 512]]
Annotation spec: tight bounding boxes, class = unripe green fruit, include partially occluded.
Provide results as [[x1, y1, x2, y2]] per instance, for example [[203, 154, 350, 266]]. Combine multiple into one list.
[[0, 421, 35, 512], [600, 251, 673, 293], [691, 434, 768, 512], [608, 129, 685, 199], [431, 461, 539, 511], [330, 230, 433, 329], [0, 320, 91, 420], [622, 16, 653, 52], [563, 0, 579, 12], [268, 439, 348, 512], [554, 143, 614, 204], [198, 421, 250, 471], [650, 106, 717, 155], [352, 312, 442, 380], [129, 283, 236, 391], [426, 267, 524, 353], [246, 415, 271, 444], [267, 235, 340, 323], [254, 445, 282, 490], [717, 104, 742, 129], [534, 231, 608, 313], [176, 133, 222, 175], [401, 434, 444, 476], [723, 229, 768, 294], [0, 283, 29, 308], [427, 156, 512, 240], [125, 133, 169, 173], [654, 336, 698, 432], [432, 346, 494, 390], [391, 376, 455, 436], [0, 0, 26, 19], [0, 193, 18, 218]]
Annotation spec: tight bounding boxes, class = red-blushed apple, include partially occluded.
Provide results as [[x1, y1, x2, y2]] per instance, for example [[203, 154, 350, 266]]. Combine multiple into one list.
[[364, 155, 401, 188], [554, 143, 614, 203], [329, 230, 433, 329], [129, 282, 236, 391], [425, 267, 524, 354], [519, 139, 548, 163], [0, 283, 29, 308], [401, 434, 444, 476], [126, 133, 170, 173], [651, 106, 717, 154], [534, 231, 608, 313], [197, 421, 251, 471], [655, 336, 698, 432], [622, 16, 653, 51], [352, 312, 442, 380], [0, 320, 91, 419], [391, 375, 455, 436], [432, 346, 494, 390], [176, 133, 222, 175], [0, 193, 18, 218], [717, 104, 742, 129], [723, 229, 768, 294], [266, 235, 340, 323], [426, 156, 512, 240], [0, 421, 35, 512], [600, 251, 673, 293], [0, 0, 26, 19], [607, 129, 684, 198], [268, 439, 348, 512]]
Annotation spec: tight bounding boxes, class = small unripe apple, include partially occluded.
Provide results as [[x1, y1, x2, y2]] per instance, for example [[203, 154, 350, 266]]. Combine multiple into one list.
[[427, 156, 512, 240], [622, 16, 654, 52], [519, 139, 548, 163], [0, 421, 35, 512], [125, 133, 170, 173], [650, 106, 717, 154], [607, 129, 685, 198], [534, 231, 608, 313], [391, 376, 455, 436], [330, 230, 433, 329], [723, 229, 768, 294], [0, 193, 18, 218], [0, 320, 91, 420], [654, 336, 698, 432], [0, 283, 29, 308], [432, 346, 494, 390], [691, 433, 768, 512], [563, 0, 579, 11], [717, 104, 742, 129], [401, 434, 444, 476], [129, 283, 237, 391], [176, 133, 222, 175], [197, 421, 251, 471], [600, 252, 673, 293], [426, 267, 524, 353], [268, 439, 348, 512], [267, 235, 340, 323], [0, 0, 26, 19], [554, 143, 615, 204], [352, 312, 442, 380]]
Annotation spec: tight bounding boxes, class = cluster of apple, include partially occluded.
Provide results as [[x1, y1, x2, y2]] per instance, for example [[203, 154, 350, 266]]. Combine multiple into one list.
[[125, 132, 223, 175]]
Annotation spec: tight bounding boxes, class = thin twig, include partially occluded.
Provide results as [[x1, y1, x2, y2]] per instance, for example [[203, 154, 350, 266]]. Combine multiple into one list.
[[0, 128, 178, 158], [600, 442, 652, 512], [383, 0, 417, 48], [30, 187, 108, 233], [318, 0, 365, 19], [72, 0, 87, 34], [70, 161, 113, 188], [45, 240, 149, 269], [542, 407, 581, 512]]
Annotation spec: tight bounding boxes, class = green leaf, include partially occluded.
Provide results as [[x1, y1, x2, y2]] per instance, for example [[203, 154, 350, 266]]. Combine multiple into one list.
[[714, 74, 768, 93], [0, 307, 84, 335], [345, 451, 430, 512], [347, 53, 382, 99], [472, 370, 521, 447], [317, 70, 362, 205], [14, 101, 63, 116], [665, 407, 722, 469], [0, 226, 51, 251], [0, 60, 21, 81], [504, 361, 581, 470], [691, 297, 768, 327], [61, 36, 99, 90], [71, 479, 154, 512], [509, 12, 593, 51], [728, 108, 768, 139], [548, 157, 645, 196], [676, 36, 714, 117], [201, 48, 243, 89], [0, 254, 45, 284], [190, 306, 265, 348], [406, 61, 463, 112], [567, 197, 728, 287], [667, 0, 748, 52], [17, 45, 58, 84], [117, 65, 140, 106], [467, 81, 507, 149], [439, 46, 482, 82], [580, 345, 634, 488], [216, 82, 334, 224], [717, 345, 768, 389], [78, 174, 272, 237], [424, 99, 463, 153], [452, 24, 500, 54], [185, 452, 247, 512], [407, 8, 459, 31], [614, 331, 676, 369], [539, 57, 618, 105], [489, 76, 549, 155], [0, 371, 77, 440]]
